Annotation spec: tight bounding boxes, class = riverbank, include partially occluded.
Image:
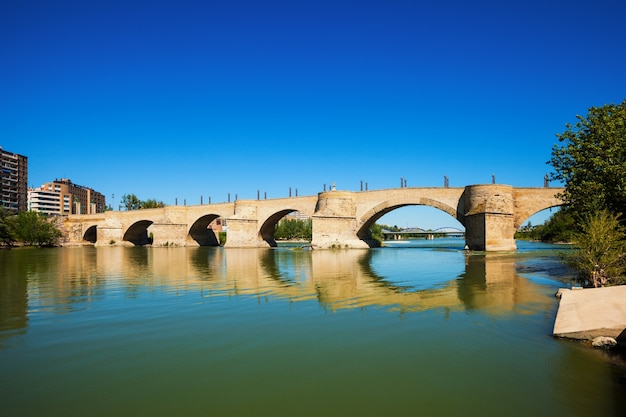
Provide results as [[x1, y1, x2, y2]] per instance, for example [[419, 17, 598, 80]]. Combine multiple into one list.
[[553, 285, 626, 343]]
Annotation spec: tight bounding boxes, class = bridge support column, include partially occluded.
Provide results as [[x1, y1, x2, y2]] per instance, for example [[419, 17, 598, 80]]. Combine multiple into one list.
[[311, 191, 369, 249], [150, 223, 188, 247], [94, 226, 124, 246], [224, 201, 266, 248], [463, 184, 516, 251]]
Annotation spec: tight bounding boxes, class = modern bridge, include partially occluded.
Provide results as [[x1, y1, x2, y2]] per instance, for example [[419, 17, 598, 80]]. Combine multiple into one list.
[[63, 184, 564, 251], [382, 227, 465, 240]]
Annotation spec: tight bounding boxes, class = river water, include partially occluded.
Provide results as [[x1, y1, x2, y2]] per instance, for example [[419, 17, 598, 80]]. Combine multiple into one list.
[[1, 239, 625, 416]]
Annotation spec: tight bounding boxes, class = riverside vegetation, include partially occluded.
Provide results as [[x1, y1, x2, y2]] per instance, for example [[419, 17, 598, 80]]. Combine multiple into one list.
[[0, 208, 62, 247], [519, 99, 626, 288]]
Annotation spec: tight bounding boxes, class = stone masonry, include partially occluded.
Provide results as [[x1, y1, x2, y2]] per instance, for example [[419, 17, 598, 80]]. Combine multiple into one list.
[[64, 184, 564, 251]]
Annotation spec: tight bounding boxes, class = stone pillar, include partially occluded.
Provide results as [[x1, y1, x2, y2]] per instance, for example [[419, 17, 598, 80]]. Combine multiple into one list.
[[224, 200, 263, 248], [150, 223, 188, 247], [94, 215, 124, 246], [311, 191, 369, 249], [94, 226, 124, 246], [463, 184, 516, 251]]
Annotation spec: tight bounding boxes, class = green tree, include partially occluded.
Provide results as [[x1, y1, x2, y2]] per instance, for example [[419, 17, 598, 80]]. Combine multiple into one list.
[[564, 209, 626, 287], [141, 199, 165, 209], [538, 209, 576, 243], [274, 218, 312, 240], [370, 223, 383, 244], [0, 207, 16, 246], [12, 211, 62, 247], [121, 194, 142, 210], [549, 99, 626, 223], [377, 224, 400, 232]]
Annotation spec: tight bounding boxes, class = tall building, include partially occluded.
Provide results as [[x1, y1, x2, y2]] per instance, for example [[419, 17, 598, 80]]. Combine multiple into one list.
[[28, 178, 106, 215], [0, 146, 28, 213]]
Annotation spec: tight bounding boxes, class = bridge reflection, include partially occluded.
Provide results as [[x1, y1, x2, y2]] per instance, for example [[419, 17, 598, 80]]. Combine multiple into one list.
[[0, 246, 557, 343]]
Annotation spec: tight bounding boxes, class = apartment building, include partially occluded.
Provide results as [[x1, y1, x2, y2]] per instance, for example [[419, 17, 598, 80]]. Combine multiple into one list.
[[28, 187, 71, 216], [285, 210, 310, 221], [28, 178, 106, 215], [0, 146, 28, 213]]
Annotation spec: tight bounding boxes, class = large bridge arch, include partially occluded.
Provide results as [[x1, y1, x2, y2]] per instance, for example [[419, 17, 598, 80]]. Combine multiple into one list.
[[123, 220, 154, 246], [188, 214, 222, 246], [258, 209, 304, 247], [516, 204, 564, 230], [513, 188, 565, 230], [356, 197, 462, 242], [83, 225, 98, 243], [225, 196, 318, 248]]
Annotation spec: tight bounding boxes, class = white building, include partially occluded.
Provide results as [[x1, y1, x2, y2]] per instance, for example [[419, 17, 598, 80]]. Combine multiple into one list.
[[27, 178, 105, 215], [28, 187, 71, 215]]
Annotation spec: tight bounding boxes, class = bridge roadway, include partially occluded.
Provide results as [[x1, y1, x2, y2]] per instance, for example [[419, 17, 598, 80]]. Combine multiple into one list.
[[64, 184, 564, 251]]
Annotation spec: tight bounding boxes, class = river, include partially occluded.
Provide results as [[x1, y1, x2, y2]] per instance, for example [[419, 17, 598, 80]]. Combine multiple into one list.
[[1, 239, 625, 416]]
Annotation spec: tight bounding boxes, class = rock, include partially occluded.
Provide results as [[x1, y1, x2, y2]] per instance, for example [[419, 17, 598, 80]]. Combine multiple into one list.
[[591, 336, 617, 348], [555, 288, 568, 299]]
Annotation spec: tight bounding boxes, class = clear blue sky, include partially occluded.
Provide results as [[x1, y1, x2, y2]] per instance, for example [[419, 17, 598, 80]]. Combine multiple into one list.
[[2, 0, 625, 229]]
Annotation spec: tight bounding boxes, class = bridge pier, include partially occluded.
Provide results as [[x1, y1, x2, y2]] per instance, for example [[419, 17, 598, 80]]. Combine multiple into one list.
[[94, 226, 124, 246], [224, 201, 269, 248], [463, 184, 516, 251], [150, 223, 188, 247], [311, 191, 370, 249]]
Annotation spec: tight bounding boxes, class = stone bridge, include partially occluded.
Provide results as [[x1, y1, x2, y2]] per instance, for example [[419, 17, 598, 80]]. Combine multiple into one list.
[[64, 184, 564, 251]]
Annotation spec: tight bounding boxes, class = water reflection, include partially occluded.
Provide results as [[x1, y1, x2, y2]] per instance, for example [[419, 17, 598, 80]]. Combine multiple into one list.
[[0, 249, 29, 341], [2, 245, 626, 417], [1, 245, 561, 341], [458, 252, 553, 314]]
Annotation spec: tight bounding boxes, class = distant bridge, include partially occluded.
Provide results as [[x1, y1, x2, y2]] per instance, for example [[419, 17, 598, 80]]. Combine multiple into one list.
[[382, 227, 465, 240], [64, 184, 564, 251]]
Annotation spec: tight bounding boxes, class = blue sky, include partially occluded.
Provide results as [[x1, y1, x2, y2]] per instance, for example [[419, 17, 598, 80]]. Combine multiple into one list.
[[2, 0, 625, 229]]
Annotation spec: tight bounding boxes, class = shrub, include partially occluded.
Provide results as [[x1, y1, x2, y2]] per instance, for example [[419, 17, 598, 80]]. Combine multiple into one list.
[[564, 209, 626, 287]]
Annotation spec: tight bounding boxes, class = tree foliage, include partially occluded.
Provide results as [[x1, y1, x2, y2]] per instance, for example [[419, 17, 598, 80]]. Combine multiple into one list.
[[141, 199, 165, 209], [377, 224, 400, 232], [549, 99, 626, 223], [516, 209, 576, 243], [10, 211, 62, 247], [121, 193, 142, 210], [0, 207, 16, 246], [274, 218, 312, 240], [547, 100, 626, 286], [120, 194, 165, 210], [564, 209, 626, 287], [370, 223, 384, 244]]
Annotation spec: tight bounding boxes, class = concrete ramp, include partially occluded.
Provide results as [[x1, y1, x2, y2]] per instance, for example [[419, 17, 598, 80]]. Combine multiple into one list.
[[553, 286, 626, 340]]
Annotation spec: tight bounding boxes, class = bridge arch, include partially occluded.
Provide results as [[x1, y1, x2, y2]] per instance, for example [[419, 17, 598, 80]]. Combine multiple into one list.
[[188, 214, 222, 246], [513, 188, 565, 230], [259, 209, 302, 247], [516, 204, 564, 230], [123, 220, 154, 246], [356, 197, 461, 242], [83, 225, 97, 243]]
